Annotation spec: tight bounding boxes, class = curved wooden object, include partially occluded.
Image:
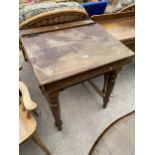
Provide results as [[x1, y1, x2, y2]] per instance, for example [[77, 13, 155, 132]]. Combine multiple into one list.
[[19, 103, 37, 144], [19, 82, 51, 154], [19, 9, 88, 29], [19, 81, 37, 111], [89, 111, 135, 155], [19, 81, 37, 144]]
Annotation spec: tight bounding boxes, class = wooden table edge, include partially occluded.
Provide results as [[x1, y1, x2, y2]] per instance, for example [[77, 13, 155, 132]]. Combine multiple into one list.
[[39, 55, 134, 87], [88, 110, 135, 155]]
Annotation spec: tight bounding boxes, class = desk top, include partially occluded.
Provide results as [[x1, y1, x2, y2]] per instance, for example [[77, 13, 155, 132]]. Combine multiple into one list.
[[20, 22, 134, 85], [92, 12, 135, 42]]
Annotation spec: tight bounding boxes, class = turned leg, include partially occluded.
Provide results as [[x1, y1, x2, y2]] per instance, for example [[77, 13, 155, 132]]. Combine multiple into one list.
[[47, 92, 62, 131], [102, 73, 109, 95], [103, 70, 118, 108], [32, 133, 51, 155]]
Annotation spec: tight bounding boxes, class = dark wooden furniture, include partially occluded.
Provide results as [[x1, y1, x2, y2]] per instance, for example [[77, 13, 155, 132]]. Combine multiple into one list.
[[89, 111, 135, 155], [20, 20, 134, 131], [91, 11, 135, 51], [19, 81, 51, 155]]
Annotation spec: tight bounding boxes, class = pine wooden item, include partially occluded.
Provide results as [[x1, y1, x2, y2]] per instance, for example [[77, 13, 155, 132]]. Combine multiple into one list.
[[20, 20, 134, 131], [19, 81, 51, 155], [91, 11, 135, 50], [89, 111, 135, 155]]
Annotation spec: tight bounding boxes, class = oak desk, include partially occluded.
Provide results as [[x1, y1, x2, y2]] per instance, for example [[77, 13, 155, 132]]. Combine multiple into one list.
[[20, 20, 134, 131]]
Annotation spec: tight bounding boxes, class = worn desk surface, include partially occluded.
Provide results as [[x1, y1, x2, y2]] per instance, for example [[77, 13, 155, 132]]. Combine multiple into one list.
[[20, 22, 133, 86]]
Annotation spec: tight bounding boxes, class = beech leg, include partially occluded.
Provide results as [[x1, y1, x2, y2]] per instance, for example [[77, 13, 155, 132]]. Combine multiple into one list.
[[32, 133, 51, 155]]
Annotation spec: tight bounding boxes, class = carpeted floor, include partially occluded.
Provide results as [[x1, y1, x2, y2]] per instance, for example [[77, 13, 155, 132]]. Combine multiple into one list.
[[19, 52, 134, 155]]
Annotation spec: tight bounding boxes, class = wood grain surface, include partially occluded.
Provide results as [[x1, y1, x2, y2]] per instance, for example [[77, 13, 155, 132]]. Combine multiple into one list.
[[92, 12, 135, 42], [89, 111, 135, 155], [20, 20, 95, 37], [20, 23, 134, 85], [19, 81, 37, 111], [19, 103, 37, 144]]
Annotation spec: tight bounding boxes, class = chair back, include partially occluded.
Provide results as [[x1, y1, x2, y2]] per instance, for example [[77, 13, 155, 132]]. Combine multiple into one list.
[[19, 2, 89, 29], [19, 82, 37, 144]]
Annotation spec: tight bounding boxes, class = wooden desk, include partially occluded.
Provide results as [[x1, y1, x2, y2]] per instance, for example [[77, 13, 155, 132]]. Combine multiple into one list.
[[89, 111, 135, 155], [91, 12, 135, 50], [20, 20, 134, 131]]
